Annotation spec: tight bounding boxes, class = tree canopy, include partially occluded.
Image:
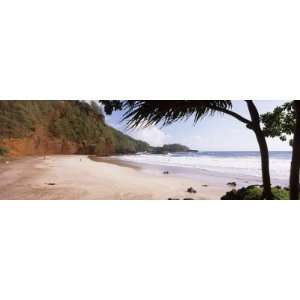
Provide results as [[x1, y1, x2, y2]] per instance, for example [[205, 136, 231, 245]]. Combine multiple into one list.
[[261, 101, 296, 145]]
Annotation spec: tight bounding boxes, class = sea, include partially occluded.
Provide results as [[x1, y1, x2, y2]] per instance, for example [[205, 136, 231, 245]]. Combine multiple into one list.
[[113, 151, 292, 187]]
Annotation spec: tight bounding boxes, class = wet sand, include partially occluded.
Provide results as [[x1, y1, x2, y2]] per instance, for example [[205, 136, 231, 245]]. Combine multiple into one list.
[[0, 155, 231, 200]]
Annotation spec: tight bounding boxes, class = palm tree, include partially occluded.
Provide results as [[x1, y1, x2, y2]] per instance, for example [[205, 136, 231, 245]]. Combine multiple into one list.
[[100, 100, 273, 199], [290, 101, 300, 199]]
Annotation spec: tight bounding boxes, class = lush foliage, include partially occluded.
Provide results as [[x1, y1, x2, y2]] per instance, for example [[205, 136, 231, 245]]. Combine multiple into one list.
[[261, 101, 295, 145], [261, 101, 300, 200], [221, 185, 290, 200], [0, 100, 149, 155]]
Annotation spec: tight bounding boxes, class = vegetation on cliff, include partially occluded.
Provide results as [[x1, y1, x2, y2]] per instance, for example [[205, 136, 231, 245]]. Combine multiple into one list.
[[0, 101, 149, 155], [0, 146, 8, 156], [149, 144, 191, 154]]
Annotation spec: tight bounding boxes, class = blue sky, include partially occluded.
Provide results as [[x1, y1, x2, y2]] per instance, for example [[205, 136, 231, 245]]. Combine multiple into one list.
[[104, 101, 290, 151]]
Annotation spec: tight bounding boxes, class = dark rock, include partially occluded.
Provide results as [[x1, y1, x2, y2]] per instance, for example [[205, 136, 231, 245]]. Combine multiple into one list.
[[183, 198, 194, 200], [46, 183, 56, 186], [163, 171, 169, 175], [168, 198, 180, 200], [227, 182, 237, 187], [202, 184, 208, 187], [187, 187, 197, 193]]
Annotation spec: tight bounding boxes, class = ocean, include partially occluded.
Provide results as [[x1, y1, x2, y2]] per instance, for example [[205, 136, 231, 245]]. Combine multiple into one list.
[[114, 151, 292, 186]]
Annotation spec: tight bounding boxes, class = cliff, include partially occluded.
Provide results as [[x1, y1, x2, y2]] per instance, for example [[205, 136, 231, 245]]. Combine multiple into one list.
[[0, 100, 150, 157]]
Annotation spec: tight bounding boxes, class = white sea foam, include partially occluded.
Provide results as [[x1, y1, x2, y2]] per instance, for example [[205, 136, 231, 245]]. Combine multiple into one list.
[[115, 152, 291, 183]]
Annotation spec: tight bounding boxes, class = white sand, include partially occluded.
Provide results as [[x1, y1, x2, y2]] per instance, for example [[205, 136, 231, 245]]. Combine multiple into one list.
[[0, 155, 230, 200]]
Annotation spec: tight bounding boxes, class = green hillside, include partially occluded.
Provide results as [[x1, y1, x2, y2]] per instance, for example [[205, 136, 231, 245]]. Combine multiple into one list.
[[0, 100, 150, 155]]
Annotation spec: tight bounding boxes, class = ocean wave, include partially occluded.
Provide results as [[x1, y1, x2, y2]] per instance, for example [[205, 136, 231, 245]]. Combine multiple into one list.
[[115, 152, 291, 181]]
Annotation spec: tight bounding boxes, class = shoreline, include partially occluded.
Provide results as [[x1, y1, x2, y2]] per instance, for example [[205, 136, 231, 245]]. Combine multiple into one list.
[[0, 155, 231, 200], [89, 155, 142, 170], [104, 153, 290, 188], [92, 155, 260, 187]]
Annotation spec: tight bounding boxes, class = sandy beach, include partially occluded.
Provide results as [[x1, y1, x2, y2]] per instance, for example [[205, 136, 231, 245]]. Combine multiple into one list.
[[0, 155, 230, 200]]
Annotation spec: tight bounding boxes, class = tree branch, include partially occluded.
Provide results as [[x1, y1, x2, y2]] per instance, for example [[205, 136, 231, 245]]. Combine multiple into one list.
[[246, 100, 260, 124], [212, 107, 252, 125]]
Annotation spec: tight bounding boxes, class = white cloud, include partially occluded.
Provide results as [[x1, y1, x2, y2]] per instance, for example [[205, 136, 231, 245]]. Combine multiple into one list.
[[127, 126, 169, 147]]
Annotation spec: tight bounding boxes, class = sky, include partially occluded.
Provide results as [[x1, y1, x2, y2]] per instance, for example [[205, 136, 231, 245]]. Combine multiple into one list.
[[104, 101, 291, 151]]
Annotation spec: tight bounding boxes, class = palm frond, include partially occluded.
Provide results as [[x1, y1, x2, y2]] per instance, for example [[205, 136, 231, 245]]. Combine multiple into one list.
[[120, 100, 232, 128]]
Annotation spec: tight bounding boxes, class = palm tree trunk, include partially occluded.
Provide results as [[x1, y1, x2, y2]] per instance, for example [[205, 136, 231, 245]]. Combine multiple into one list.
[[253, 128, 273, 199], [246, 101, 273, 199], [289, 101, 300, 200]]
